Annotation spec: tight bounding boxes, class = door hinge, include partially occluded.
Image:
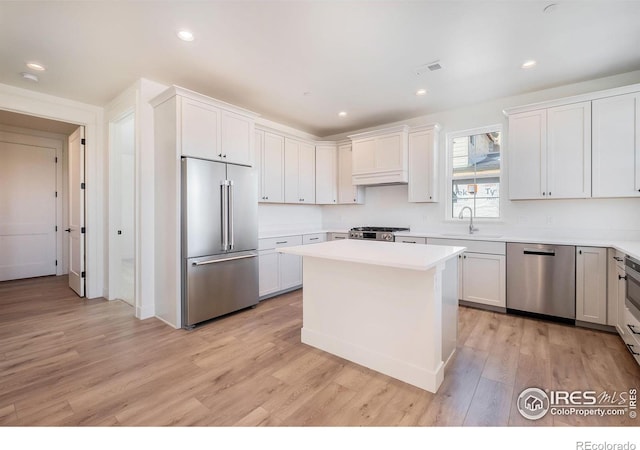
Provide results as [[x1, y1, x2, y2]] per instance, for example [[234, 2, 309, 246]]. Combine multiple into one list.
[[81, 138, 86, 145], [55, 191, 58, 198], [55, 157, 58, 163], [81, 271, 85, 278], [55, 225, 58, 232], [80, 182, 85, 189], [81, 227, 85, 234], [55, 260, 58, 266]]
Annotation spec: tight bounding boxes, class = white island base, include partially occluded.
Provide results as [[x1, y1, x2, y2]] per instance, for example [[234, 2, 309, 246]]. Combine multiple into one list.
[[279, 240, 462, 393]]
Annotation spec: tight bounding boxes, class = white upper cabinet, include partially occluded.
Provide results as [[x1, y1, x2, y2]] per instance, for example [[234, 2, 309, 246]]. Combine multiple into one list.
[[546, 102, 591, 199], [507, 109, 546, 200], [257, 131, 285, 203], [221, 110, 254, 166], [408, 124, 439, 203], [337, 143, 365, 204], [181, 97, 220, 161], [315, 144, 338, 204], [508, 102, 591, 199], [284, 138, 315, 204], [592, 93, 640, 198], [153, 86, 257, 166], [349, 125, 409, 185]]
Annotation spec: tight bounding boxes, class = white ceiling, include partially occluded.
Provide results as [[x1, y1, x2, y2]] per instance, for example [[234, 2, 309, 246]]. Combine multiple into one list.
[[1, 1, 639, 137]]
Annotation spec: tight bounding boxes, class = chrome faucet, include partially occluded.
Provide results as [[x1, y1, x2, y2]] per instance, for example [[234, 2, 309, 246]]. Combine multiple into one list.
[[458, 206, 479, 234]]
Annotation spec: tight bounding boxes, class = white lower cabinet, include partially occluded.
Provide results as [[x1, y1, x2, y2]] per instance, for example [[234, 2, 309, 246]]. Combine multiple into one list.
[[576, 246, 607, 325], [258, 233, 326, 299], [426, 238, 506, 309], [328, 232, 348, 241], [461, 252, 506, 308]]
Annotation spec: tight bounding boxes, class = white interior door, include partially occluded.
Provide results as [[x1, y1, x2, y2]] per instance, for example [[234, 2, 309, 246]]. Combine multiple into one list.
[[112, 112, 135, 305], [0, 140, 56, 281], [68, 126, 85, 297]]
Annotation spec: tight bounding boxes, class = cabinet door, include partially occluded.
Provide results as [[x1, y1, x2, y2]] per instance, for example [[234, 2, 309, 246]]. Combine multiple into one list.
[[337, 144, 363, 204], [576, 246, 607, 325], [298, 142, 316, 204], [352, 138, 376, 173], [181, 97, 220, 160], [408, 129, 436, 203], [547, 102, 591, 199], [375, 133, 403, 170], [263, 132, 284, 203], [258, 250, 280, 297], [279, 253, 302, 290], [508, 109, 546, 200], [592, 93, 640, 198], [461, 252, 506, 308], [616, 265, 627, 337], [284, 138, 299, 203], [221, 110, 253, 166], [315, 145, 338, 204], [255, 130, 265, 201]]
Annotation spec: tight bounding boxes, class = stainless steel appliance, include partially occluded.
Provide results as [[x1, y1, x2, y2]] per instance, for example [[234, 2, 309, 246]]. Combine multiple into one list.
[[182, 157, 258, 328], [506, 242, 576, 321], [349, 226, 409, 241], [625, 255, 640, 321]]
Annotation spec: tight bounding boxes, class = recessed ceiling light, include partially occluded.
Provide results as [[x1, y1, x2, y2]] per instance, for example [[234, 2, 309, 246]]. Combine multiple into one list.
[[521, 60, 537, 69], [26, 62, 45, 71], [177, 30, 194, 42], [21, 72, 39, 82], [416, 89, 427, 96], [338, 111, 347, 117]]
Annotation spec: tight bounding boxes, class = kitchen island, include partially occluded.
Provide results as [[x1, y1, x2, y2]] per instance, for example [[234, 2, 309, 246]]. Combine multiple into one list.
[[278, 239, 464, 393]]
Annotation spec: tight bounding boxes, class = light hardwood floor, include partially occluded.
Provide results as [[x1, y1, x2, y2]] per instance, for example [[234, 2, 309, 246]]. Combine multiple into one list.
[[0, 275, 638, 426]]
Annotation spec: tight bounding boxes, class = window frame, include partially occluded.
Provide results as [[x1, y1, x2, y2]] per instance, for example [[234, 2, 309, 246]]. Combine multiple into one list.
[[445, 124, 503, 222]]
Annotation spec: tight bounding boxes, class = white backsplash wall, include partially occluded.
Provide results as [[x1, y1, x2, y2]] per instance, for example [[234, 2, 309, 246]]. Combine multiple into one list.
[[321, 70, 640, 241], [258, 204, 323, 235]]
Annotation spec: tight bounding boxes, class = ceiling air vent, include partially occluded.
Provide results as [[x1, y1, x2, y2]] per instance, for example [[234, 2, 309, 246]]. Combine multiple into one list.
[[414, 60, 443, 76]]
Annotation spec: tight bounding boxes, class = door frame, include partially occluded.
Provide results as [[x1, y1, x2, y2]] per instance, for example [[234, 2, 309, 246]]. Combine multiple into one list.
[[0, 82, 104, 298]]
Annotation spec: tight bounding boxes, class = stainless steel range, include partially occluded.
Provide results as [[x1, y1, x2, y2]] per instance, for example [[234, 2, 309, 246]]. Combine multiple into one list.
[[349, 227, 409, 242]]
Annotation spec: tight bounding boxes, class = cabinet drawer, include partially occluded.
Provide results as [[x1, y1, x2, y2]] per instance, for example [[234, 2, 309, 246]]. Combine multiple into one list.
[[625, 306, 640, 347], [258, 235, 303, 250], [427, 238, 505, 255], [396, 236, 426, 244], [303, 233, 327, 245], [328, 232, 349, 241]]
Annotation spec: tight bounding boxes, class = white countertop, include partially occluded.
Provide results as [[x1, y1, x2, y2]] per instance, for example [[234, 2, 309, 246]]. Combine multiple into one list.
[[278, 239, 465, 271], [394, 231, 640, 261], [259, 229, 348, 239]]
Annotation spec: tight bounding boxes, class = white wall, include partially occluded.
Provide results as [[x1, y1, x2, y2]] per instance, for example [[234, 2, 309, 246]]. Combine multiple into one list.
[[258, 204, 323, 235], [321, 70, 640, 241]]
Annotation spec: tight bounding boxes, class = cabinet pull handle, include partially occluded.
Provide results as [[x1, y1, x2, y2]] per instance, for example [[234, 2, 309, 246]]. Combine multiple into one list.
[[405, 241, 416, 244], [542, 192, 546, 196], [276, 241, 288, 244], [463, 255, 467, 259], [628, 324, 640, 335], [627, 344, 640, 356], [218, 153, 222, 157], [309, 237, 319, 241], [549, 192, 551, 196], [619, 275, 627, 280], [614, 256, 624, 262]]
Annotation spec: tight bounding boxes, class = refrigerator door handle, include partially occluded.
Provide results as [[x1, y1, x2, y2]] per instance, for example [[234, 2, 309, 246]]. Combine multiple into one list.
[[221, 180, 229, 251], [228, 180, 234, 250], [192, 254, 257, 266]]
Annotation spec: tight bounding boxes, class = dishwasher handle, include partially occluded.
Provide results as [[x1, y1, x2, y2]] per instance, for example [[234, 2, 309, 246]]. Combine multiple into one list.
[[523, 248, 556, 256]]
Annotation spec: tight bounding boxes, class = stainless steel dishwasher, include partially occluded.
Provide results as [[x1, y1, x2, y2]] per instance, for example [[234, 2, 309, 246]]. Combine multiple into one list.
[[506, 243, 576, 321]]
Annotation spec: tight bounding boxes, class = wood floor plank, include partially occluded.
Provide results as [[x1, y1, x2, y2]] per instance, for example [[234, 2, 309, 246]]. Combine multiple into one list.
[[463, 377, 513, 426], [1, 275, 638, 426]]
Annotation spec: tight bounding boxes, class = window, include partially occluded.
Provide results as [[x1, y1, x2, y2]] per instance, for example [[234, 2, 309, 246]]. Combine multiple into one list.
[[448, 126, 501, 219]]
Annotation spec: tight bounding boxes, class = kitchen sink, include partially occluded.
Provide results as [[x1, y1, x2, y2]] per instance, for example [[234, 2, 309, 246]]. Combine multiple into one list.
[[440, 233, 503, 239]]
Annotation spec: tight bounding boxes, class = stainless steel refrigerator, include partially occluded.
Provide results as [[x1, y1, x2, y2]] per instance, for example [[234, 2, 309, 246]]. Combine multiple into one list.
[[181, 157, 258, 328]]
